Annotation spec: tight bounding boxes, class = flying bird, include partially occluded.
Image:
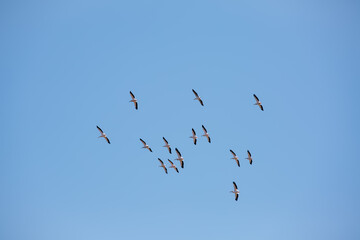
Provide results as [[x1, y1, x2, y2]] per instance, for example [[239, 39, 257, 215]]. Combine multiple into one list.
[[96, 126, 110, 144], [230, 181, 240, 201], [129, 91, 138, 110], [140, 138, 152, 152], [189, 128, 198, 145], [201, 125, 211, 143], [158, 158, 168, 174], [175, 148, 184, 168], [168, 159, 179, 173], [246, 150, 253, 165], [192, 89, 204, 106], [162, 137, 172, 154], [230, 149, 240, 167], [253, 94, 264, 111]]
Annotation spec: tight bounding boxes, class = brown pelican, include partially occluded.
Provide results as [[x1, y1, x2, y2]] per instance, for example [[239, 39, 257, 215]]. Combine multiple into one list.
[[201, 125, 211, 143], [129, 91, 138, 110], [192, 89, 204, 106], [230, 149, 240, 167], [162, 137, 172, 154], [158, 158, 168, 174], [96, 126, 110, 144], [140, 138, 152, 152], [253, 94, 263, 111], [230, 182, 239, 201]]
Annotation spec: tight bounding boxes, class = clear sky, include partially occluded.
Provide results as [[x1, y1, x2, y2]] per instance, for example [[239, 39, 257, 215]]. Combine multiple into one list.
[[1, 0, 360, 239]]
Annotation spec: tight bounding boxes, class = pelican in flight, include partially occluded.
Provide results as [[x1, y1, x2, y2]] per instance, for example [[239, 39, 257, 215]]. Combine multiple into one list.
[[140, 138, 152, 152], [168, 159, 179, 173], [158, 158, 168, 174], [189, 128, 197, 145], [230, 182, 239, 201], [175, 148, 184, 168], [192, 89, 204, 106], [230, 149, 240, 167], [201, 125, 211, 143], [162, 137, 172, 154], [129, 91, 138, 110], [253, 94, 263, 111], [246, 150, 253, 165], [96, 126, 110, 144]]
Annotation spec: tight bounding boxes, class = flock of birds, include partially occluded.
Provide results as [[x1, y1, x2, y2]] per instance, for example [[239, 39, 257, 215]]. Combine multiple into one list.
[[96, 89, 264, 201]]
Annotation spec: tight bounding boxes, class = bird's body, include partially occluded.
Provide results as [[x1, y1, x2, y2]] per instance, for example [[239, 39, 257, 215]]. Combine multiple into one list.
[[162, 137, 171, 154], [158, 158, 168, 174], [230, 149, 240, 167], [140, 138, 152, 152], [189, 128, 198, 145], [253, 94, 263, 111], [192, 89, 204, 106], [96, 126, 110, 144], [230, 182, 240, 201], [246, 150, 253, 165], [168, 159, 179, 173], [129, 91, 138, 110], [175, 148, 184, 168], [201, 125, 211, 143]]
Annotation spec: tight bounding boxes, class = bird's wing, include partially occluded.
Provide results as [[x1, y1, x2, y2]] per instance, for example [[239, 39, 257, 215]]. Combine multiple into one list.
[[207, 136, 211, 143], [158, 158, 164, 165], [164, 167, 168, 174], [202, 125, 207, 133], [168, 147, 172, 154], [163, 137, 168, 144], [140, 138, 146, 145], [233, 182, 238, 191], [192, 128, 196, 135], [260, 104, 264, 111], [181, 161, 184, 168], [130, 91, 135, 99], [175, 167, 179, 173], [253, 94, 259, 102], [168, 159, 174, 165], [236, 159, 240, 167], [194, 138, 197, 145], [199, 99, 204, 106], [149, 148, 152, 152], [250, 159, 252, 165], [235, 193, 239, 201], [230, 150, 236, 157], [175, 148, 181, 157], [96, 126, 104, 134], [192, 89, 199, 97], [247, 150, 251, 157], [105, 137, 110, 144], [135, 102, 138, 110]]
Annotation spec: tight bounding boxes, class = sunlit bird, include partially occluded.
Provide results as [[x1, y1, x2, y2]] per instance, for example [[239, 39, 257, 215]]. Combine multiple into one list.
[[230, 149, 240, 167], [140, 138, 152, 152], [201, 125, 211, 143], [129, 91, 138, 110], [253, 94, 263, 111], [158, 158, 168, 174], [192, 89, 204, 106], [175, 148, 184, 168], [96, 126, 110, 144], [189, 128, 198, 145], [246, 150, 253, 165], [168, 159, 179, 173], [162, 137, 172, 154], [230, 181, 239, 201]]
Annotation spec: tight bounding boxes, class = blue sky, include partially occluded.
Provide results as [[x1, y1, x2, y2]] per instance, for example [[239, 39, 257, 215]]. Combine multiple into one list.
[[1, 0, 360, 239]]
